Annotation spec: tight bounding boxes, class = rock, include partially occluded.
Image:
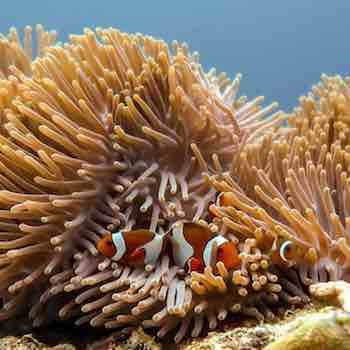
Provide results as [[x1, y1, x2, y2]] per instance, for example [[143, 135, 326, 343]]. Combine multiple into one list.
[[179, 324, 276, 350], [180, 308, 350, 350], [0, 329, 161, 350], [0, 334, 75, 350], [85, 328, 161, 350], [2, 282, 350, 350], [310, 280, 350, 312], [264, 309, 350, 350]]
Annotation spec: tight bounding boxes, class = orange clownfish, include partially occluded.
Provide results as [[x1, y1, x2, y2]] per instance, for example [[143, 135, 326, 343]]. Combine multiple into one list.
[[271, 240, 296, 267], [217, 192, 236, 207], [208, 192, 235, 219], [97, 229, 165, 267], [170, 221, 240, 273]]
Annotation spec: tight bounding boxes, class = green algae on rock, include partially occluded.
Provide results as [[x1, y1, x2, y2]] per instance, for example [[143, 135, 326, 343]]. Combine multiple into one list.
[[264, 310, 350, 350]]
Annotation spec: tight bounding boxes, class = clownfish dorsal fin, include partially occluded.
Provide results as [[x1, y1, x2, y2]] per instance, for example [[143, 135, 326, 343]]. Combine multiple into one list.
[[111, 231, 127, 261], [171, 221, 194, 268], [183, 222, 214, 245]]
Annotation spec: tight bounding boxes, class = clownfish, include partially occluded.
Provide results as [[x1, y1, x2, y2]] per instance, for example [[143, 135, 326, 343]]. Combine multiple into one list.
[[271, 240, 296, 267], [97, 229, 165, 267], [216, 192, 236, 207], [169, 221, 240, 273], [208, 192, 235, 218]]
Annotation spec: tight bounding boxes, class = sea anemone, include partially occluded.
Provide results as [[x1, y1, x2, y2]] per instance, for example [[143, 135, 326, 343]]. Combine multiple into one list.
[[0, 25, 57, 78], [208, 73, 350, 310], [0, 26, 285, 342], [0, 25, 57, 138]]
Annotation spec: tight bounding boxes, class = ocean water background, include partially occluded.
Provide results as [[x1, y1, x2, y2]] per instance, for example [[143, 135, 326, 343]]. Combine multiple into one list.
[[0, 1, 349, 112]]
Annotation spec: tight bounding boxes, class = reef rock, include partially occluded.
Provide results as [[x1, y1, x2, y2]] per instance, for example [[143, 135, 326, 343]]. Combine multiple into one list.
[[2, 282, 350, 350]]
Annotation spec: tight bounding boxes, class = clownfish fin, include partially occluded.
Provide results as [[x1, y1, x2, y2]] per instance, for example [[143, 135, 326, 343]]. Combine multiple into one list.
[[189, 257, 204, 273], [128, 247, 145, 263], [129, 247, 145, 259]]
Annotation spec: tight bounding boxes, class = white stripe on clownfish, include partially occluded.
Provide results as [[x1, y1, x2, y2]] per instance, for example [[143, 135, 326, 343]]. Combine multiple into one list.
[[110, 230, 164, 265], [170, 221, 194, 268], [142, 233, 164, 265], [111, 231, 126, 261], [203, 235, 228, 267]]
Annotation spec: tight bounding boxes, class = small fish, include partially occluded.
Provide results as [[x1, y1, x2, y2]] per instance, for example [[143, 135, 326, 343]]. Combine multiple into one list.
[[97, 229, 165, 266], [271, 240, 297, 267], [216, 192, 236, 207], [208, 192, 235, 218], [170, 221, 240, 273]]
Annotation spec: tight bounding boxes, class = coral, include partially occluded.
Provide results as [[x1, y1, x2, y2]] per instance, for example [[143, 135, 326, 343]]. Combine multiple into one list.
[[0, 26, 284, 343]]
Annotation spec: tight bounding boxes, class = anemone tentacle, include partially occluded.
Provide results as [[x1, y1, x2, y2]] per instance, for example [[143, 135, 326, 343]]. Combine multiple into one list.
[[0, 26, 284, 342]]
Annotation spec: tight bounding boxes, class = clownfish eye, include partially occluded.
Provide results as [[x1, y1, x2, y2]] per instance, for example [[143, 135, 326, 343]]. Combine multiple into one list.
[[106, 241, 113, 246], [279, 240, 293, 263]]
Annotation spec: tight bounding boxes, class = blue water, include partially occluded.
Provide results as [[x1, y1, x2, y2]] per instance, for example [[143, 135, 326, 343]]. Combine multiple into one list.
[[0, 1, 349, 112]]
